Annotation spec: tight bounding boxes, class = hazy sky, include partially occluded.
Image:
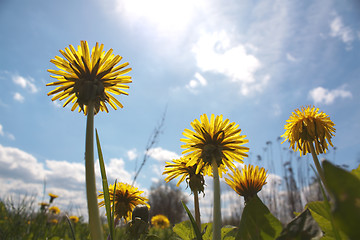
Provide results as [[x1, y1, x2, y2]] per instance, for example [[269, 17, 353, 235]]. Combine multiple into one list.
[[1, 0, 359, 220]]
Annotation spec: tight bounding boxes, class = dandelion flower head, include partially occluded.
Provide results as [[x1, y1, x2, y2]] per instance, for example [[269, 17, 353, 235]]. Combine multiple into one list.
[[225, 164, 268, 202], [181, 114, 249, 177], [163, 157, 207, 194], [69, 216, 79, 223], [47, 40, 132, 115], [281, 106, 336, 156], [151, 214, 170, 229], [98, 182, 149, 222], [49, 206, 61, 214]]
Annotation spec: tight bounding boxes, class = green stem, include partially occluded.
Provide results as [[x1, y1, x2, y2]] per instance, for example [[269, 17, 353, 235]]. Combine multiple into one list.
[[212, 158, 221, 240], [85, 103, 104, 240], [309, 142, 329, 194], [193, 190, 201, 231]]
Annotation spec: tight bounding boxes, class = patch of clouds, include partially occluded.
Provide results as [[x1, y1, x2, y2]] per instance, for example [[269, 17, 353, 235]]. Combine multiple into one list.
[[330, 14, 354, 48], [308, 85, 352, 105], [192, 31, 269, 96], [0, 144, 135, 220], [127, 148, 138, 161], [0, 124, 15, 140], [13, 92, 24, 103], [185, 72, 207, 94], [286, 53, 299, 62], [146, 147, 180, 162], [12, 74, 38, 93]]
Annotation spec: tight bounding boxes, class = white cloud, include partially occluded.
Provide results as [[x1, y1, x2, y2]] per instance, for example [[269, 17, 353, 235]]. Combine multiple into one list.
[[0, 124, 3, 136], [127, 148, 138, 161], [309, 86, 352, 105], [13, 92, 24, 103], [330, 15, 354, 46], [146, 147, 180, 162], [192, 31, 269, 96], [0, 125, 15, 140], [185, 72, 208, 93], [286, 53, 299, 62], [12, 74, 38, 93], [96, 158, 132, 184]]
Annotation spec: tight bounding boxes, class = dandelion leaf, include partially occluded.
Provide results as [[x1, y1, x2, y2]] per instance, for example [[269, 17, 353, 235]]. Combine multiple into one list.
[[236, 195, 282, 240], [323, 160, 360, 240]]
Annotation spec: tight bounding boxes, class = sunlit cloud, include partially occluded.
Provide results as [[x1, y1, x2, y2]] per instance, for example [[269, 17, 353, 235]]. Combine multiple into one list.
[[308, 85, 352, 105], [330, 14, 354, 48], [0, 124, 15, 140], [13, 92, 24, 103], [12, 74, 38, 93], [192, 30, 269, 96], [127, 148, 138, 161], [286, 53, 299, 62], [146, 147, 180, 162], [185, 72, 207, 94]]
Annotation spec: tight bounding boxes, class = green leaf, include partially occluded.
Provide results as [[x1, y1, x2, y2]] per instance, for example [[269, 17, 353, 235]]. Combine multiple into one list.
[[236, 195, 282, 240], [323, 160, 360, 239], [222, 225, 237, 240], [173, 220, 196, 240], [350, 164, 360, 181], [95, 129, 114, 240], [181, 201, 203, 240], [277, 208, 322, 240]]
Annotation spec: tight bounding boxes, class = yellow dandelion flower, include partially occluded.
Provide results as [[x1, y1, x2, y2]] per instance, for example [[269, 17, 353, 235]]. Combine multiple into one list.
[[225, 164, 268, 202], [163, 157, 206, 193], [181, 114, 249, 176], [49, 206, 61, 214], [281, 106, 336, 156], [69, 216, 79, 223], [98, 182, 149, 222], [48, 193, 58, 203], [151, 214, 170, 229], [47, 40, 132, 115], [39, 202, 49, 207], [50, 219, 58, 224]]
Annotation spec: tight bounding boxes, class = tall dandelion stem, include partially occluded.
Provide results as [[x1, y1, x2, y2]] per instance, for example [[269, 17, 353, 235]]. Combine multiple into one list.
[[309, 143, 329, 193], [193, 190, 201, 231], [85, 102, 103, 240], [212, 158, 221, 240]]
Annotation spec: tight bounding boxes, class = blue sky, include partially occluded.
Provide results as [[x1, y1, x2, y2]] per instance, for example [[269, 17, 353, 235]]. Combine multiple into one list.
[[1, 0, 360, 220]]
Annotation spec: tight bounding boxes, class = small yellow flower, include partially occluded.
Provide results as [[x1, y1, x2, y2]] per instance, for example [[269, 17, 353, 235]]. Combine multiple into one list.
[[48, 193, 58, 203], [151, 214, 170, 229], [50, 219, 58, 224], [281, 106, 336, 156], [181, 114, 249, 177], [225, 164, 268, 202], [47, 40, 132, 115], [98, 182, 149, 222], [69, 216, 79, 223], [163, 157, 206, 193], [49, 206, 61, 214]]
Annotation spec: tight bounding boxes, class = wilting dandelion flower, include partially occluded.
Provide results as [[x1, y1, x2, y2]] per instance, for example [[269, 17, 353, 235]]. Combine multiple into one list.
[[47, 40, 132, 115], [48, 193, 58, 204], [225, 164, 268, 202], [181, 114, 249, 175], [69, 216, 79, 223], [98, 182, 149, 222], [49, 206, 60, 214], [151, 214, 170, 229], [281, 106, 336, 156], [163, 157, 206, 194]]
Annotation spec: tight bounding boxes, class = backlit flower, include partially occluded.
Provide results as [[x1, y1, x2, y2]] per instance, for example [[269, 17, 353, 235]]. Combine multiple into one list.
[[47, 40, 132, 115], [98, 182, 149, 222], [69, 216, 79, 223], [225, 164, 268, 202], [281, 106, 336, 156], [48, 193, 58, 203], [151, 214, 170, 229], [49, 206, 61, 214], [181, 114, 249, 177], [163, 157, 206, 194]]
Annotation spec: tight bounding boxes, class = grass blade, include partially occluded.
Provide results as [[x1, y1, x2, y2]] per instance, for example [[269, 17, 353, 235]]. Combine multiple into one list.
[[95, 129, 114, 240], [181, 201, 202, 240]]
